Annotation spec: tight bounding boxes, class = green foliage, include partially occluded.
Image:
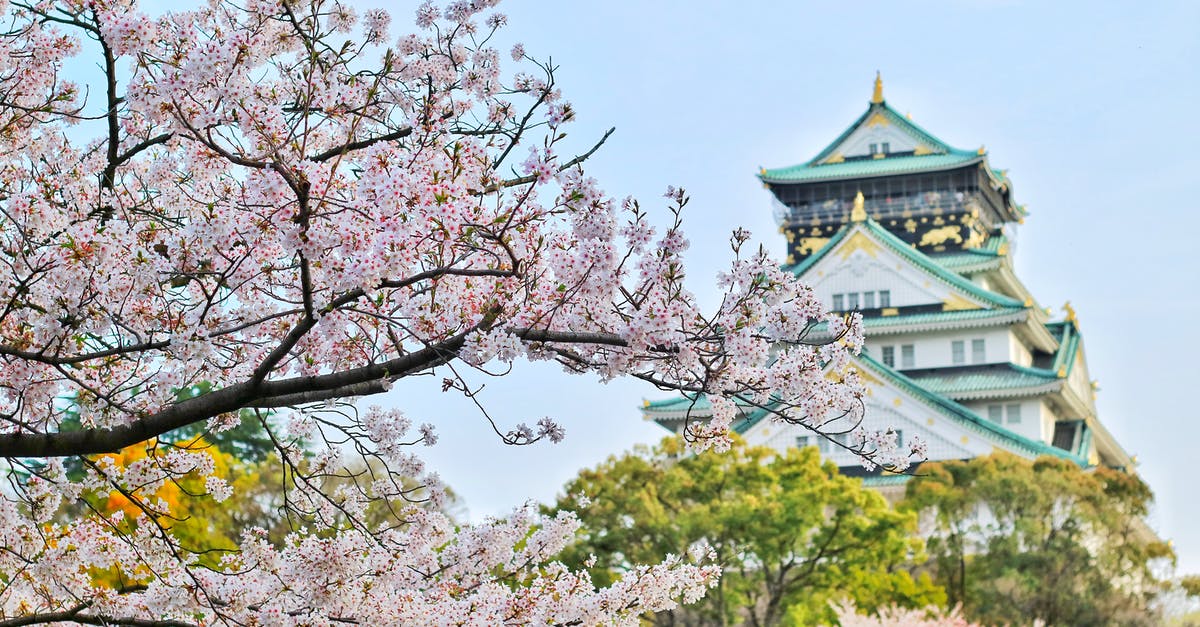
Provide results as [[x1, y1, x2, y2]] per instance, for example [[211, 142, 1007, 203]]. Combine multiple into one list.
[[901, 453, 1171, 626], [550, 437, 941, 626]]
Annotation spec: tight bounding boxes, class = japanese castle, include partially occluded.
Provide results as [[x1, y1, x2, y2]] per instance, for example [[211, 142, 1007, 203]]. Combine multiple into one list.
[[643, 74, 1132, 492]]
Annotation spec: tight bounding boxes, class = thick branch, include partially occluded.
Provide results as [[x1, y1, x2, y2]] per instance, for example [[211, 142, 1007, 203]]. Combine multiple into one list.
[[0, 327, 476, 458], [0, 609, 196, 627], [308, 126, 414, 163]]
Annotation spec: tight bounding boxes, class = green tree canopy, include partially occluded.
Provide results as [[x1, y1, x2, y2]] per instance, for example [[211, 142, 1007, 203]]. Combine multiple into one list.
[[901, 453, 1174, 626], [550, 437, 942, 626]]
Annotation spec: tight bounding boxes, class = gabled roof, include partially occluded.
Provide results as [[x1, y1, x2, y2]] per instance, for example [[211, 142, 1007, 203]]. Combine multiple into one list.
[[851, 353, 1087, 465], [759, 79, 982, 185], [642, 353, 1087, 467], [789, 216, 1025, 310], [716, 352, 1086, 465]]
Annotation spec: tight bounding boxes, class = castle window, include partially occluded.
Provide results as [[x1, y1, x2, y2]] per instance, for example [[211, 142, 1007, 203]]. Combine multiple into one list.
[[894, 429, 903, 448], [879, 290, 891, 307], [833, 294, 844, 310], [847, 292, 860, 310], [1006, 404, 1022, 425], [972, 339, 986, 364], [881, 142, 890, 154], [952, 340, 965, 365], [988, 405, 1003, 423], [869, 143, 878, 154], [863, 291, 876, 308], [901, 344, 915, 368], [796, 436, 811, 449], [881, 346, 895, 367]]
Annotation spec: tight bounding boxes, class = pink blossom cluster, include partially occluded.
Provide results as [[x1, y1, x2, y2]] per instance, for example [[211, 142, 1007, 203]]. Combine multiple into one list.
[[0, 0, 870, 623]]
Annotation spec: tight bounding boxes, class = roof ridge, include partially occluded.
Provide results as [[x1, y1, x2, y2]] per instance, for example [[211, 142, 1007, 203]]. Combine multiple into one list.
[[790, 219, 1024, 310], [856, 353, 1086, 465], [777, 98, 973, 176], [861, 219, 1024, 308]]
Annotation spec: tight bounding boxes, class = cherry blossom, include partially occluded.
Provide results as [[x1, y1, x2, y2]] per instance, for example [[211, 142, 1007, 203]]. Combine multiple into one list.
[[0, 0, 878, 623]]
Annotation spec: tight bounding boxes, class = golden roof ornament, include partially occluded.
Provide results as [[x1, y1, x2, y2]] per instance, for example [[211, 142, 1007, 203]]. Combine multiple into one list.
[[871, 71, 884, 104], [1063, 301, 1077, 323], [850, 191, 867, 222]]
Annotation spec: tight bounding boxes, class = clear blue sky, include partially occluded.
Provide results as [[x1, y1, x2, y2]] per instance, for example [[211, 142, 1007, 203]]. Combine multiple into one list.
[[386, 0, 1200, 574]]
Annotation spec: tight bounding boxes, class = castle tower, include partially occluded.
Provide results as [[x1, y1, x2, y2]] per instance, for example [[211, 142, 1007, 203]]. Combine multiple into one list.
[[644, 75, 1132, 490]]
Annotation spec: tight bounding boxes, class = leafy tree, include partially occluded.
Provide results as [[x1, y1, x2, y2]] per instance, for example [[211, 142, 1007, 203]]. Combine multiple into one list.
[[552, 437, 943, 626], [901, 453, 1174, 626], [0, 0, 881, 623]]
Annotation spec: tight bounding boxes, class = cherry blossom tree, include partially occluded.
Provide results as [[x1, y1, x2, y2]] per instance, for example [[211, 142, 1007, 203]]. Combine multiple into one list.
[[0, 0, 896, 623]]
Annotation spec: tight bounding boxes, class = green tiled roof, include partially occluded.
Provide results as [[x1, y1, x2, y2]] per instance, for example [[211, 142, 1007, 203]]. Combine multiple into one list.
[[929, 235, 1008, 273], [761, 152, 982, 184], [761, 101, 982, 184], [643, 394, 756, 417], [804, 308, 1028, 339], [1046, 320, 1082, 376], [853, 353, 1086, 465], [905, 364, 1060, 397], [642, 353, 1086, 466], [861, 474, 912, 487], [721, 352, 1086, 465], [790, 218, 1024, 310], [863, 307, 1025, 331]]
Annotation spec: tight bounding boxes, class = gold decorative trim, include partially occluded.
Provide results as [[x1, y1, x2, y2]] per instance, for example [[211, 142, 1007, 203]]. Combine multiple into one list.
[[867, 112, 889, 128], [1063, 301, 1077, 323], [913, 145, 933, 156], [823, 153, 845, 164], [942, 293, 981, 311], [881, 307, 899, 316], [919, 225, 963, 247], [850, 191, 867, 222], [871, 71, 884, 104], [857, 367, 883, 387], [797, 237, 830, 255], [838, 232, 881, 260]]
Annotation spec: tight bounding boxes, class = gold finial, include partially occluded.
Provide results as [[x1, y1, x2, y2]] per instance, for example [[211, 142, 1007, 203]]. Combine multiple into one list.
[[850, 191, 867, 222], [977, 145, 986, 155], [1063, 301, 1077, 323], [871, 71, 884, 104], [905, 111, 912, 120]]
